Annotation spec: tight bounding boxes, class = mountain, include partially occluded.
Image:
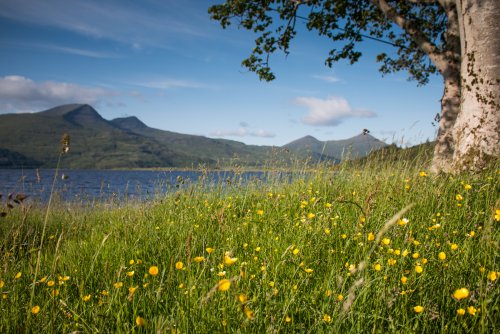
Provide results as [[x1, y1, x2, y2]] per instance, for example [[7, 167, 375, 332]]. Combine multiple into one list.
[[283, 134, 388, 161], [0, 104, 387, 169], [0, 104, 277, 168]]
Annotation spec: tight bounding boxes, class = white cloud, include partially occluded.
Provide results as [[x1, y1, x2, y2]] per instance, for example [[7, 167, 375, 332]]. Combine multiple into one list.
[[294, 96, 375, 126], [0, 75, 119, 113], [210, 127, 276, 138], [33, 43, 120, 58], [312, 75, 341, 83]]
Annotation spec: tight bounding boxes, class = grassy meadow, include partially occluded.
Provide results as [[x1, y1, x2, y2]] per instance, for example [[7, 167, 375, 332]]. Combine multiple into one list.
[[0, 151, 499, 333]]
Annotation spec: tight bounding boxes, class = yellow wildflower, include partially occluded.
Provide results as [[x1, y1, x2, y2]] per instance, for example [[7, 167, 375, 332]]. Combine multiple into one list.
[[413, 305, 424, 313], [256, 209, 264, 216], [47, 280, 55, 287], [218, 279, 231, 292], [193, 256, 205, 263], [323, 314, 332, 323], [374, 264, 382, 271], [0, 280, 4, 288], [367, 232, 375, 241], [467, 306, 477, 316], [495, 209, 500, 221], [419, 171, 428, 177], [126, 271, 135, 277], [457, 308, 466, 316], [398, 218, 409, 226], [238, 294, 248, 303], [453, 288, 469, 300], [487, 271, 497, 281], [337, 294, 344, 301], [14, 272, 22, 279], [243, 307, 254, 319], [438, 252, 446, 261], [113, 282, 123, 289], [135, 316, 146, 327], [149, 266, 159, 276], [382, 238, 391, 246], [82, 294, 91, 302], [224, 253, 238, 265], [401, 276, 408, 284], [31, 305, 40, 314], [415, 265, 423, 274], [292, 248, 299, 255], [175, 262, 184, 270], [206, 247, 215, 254]]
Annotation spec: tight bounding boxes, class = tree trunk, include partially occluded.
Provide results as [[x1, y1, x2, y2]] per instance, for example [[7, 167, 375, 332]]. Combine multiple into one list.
[[452, 0, 500, 172], [430, 0, 462, 173], [431, 71, 461, 173]]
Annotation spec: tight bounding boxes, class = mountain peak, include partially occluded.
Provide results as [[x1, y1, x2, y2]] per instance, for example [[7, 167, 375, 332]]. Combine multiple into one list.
[[40, 104, 106, 127], [40, 103, 91, 116], [111, 116, 148, 131]]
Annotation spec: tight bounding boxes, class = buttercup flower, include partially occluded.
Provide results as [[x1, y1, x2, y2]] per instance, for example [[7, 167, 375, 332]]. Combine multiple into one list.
[[243, 307, 254, 319], [224, 253, 238, 265], [218, 279, 231, 291], [467, 306, 477, 316], [136, 316, 146, 327], [453, 288, 469, 300], [31, 305, 40, 314], [413, 305, 424, 313], [149, 266, 159, 276]]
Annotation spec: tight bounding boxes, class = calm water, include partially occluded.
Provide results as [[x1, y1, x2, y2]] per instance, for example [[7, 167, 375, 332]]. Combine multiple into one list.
[[0, 169, 279, 204]]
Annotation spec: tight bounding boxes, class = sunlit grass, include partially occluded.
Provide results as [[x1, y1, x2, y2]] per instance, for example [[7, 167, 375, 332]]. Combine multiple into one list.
[[0, 156, 498, 333]]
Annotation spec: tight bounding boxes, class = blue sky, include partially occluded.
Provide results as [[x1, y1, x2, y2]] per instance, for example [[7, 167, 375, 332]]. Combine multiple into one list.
[[0, 0, 443, 147]]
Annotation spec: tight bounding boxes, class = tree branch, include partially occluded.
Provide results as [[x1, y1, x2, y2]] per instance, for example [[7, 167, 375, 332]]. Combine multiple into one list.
[[369, 0, 449, 73]]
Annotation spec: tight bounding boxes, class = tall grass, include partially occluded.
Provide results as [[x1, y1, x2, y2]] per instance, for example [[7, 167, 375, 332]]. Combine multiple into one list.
[[0, 148, 498, 333]]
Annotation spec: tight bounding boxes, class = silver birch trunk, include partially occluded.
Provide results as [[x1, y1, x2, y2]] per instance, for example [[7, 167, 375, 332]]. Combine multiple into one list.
[[452, 0, 500, 172], [431, 72, 461, 173], [431, 0, 462, 173]]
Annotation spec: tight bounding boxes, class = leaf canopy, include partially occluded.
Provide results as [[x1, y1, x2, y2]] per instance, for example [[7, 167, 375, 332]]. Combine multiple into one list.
[[209, 0, 448, 85]]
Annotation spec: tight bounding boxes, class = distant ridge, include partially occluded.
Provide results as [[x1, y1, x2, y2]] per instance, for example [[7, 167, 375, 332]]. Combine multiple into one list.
[[283, 134, 387, 161], [0, 104, 387, 168]]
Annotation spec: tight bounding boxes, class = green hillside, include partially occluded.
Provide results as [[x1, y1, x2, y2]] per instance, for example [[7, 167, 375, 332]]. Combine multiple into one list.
[[0, 104, 279, 169]]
